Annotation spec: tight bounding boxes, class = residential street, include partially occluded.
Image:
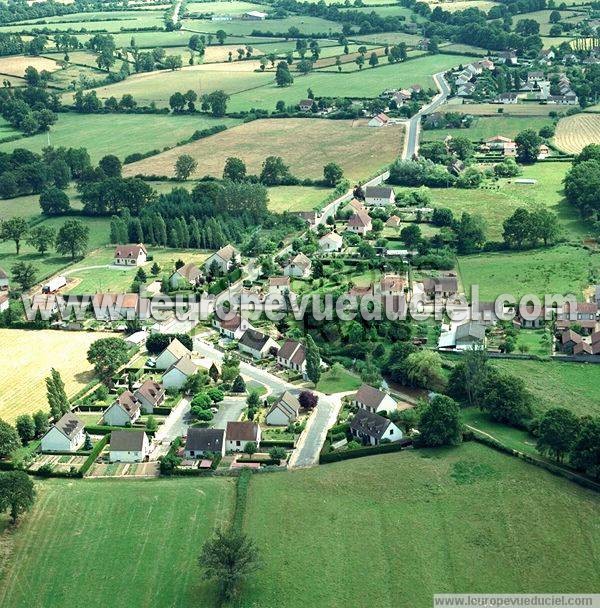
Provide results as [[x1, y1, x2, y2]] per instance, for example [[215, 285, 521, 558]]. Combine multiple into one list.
[[211, 396, 246, 430]]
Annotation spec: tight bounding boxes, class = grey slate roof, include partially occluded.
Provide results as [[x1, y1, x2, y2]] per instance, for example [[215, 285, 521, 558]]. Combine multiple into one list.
[[185, 428, 225, 453], [365, 186, 394, 198], [53, 413, 84, 440], [110, 430, 147, 451], [455, 322, 486, 341], [355, 384, 387, 409], [238, 329, 272, 351], [350, 409, 391, 441]]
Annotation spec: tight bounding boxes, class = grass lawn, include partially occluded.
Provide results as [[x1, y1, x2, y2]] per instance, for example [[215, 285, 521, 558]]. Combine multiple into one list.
[[316, 367, 362, 394], [0, 329, 116, 422], [267, 185, 331, 212], [240, 442, 600, 607], [63, 247, 210, 294], [123, 118, 403, 182], [458, 244, 598, 300], [421, 115, 552, 143], [0, 477, 234, 608], [0, 215, 112, 285], [0, 113, 241, 163], [492, 358, 600, 417]]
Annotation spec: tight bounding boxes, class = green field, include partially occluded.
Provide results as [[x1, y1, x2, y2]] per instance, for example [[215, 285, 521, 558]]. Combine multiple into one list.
[[492, 359, 600, 417], [186, 1, 266, 15], [0, 478, 234, 608], [458, 244, 598, 300], [267, 185, 330, 212], [421, 115, 553, 143], [63, 247, 210, 294], [0, 113, 241, 163], [240, 443, 600, 607], [0, 215, 111, 286], [182, 15, 342, 36], [513, 9, 584, 35]]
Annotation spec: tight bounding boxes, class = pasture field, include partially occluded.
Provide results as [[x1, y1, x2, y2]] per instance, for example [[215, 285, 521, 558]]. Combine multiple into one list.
[[339, 5, 423, 19], [186, 1, 265, 14], [421, 115, 552, 143], [63, 247, 210, 295], [0, 113, 240, 162], [438, 100, 560, 116], [0, 55, 59, 77], [0, 329, 114, 422], [182, 15, 343, 36], [408, 163, 585, 241], [439, 42, 488, 55], [514, 9, 584, 35], [227, 54, 474, 111], [123, 118, 403, 182], [554, 113, 600, 154], [0, 477, 234, 607], [267, 185, 330, 212], [0, 215, 111, 285], [349, 31, 423, 46], [457, 244, 598, 300], [43, 50, 101, 68], [491, 359, 600, 417], [241, 443, 600, 608], [423, 0, 501, 11]]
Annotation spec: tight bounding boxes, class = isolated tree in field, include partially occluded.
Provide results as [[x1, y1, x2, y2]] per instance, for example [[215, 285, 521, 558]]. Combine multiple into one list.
[[223, 157, 247, 182], [164, 55, 182, 71], [205, 90, 230, 117], [531, 206, 560, 246], [305, 335, 321, 385], [369, 52, 379, 67], [15, 415, 35, 445], [275, 61, 293, 87], [216, 30, 226, 44], [0, 471, 36, 523], [174, 154, 198, 180], [169, 91, 186, 112], [299, 390, 318, 410], [0, 420, 21, 459], [99, 154, 122, 178], [297, 59, 312, 74], [323, 162, 343, 187], [11, 261, 37, 291], [417, 395, 462, 447], [537, 408, 580, 462], [26, 225, 56, 255], [355, 55, 364, 70], [0, 217, 28, 254], [32, 410, 49, 437], [39, 186, 70, 216], [199, 528, 261, 600], [46, 368, 69, 419], [56, 219, 89, 259], [515, 129, 542, 164], [549, 9, 561, 23], [87, 337, 130, 384]]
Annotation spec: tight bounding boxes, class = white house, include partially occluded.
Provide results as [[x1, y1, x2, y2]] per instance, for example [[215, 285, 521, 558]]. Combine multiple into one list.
[[154, 338, 192, 371], [184, 428, 226, 458], [113, 244, 147, 266], [162, 356, 198, 390], [213, 312, 253, 340], [354, 384, 397, 414], [103, 391, 141, 426], [134, 380, 165, 414], [365, 186, 395, 206], [368, 113, 390, 127], [277, 339, 309, 378], [0, 266, 8, 291], [169, 263, 202, 289], [346, 210, 372, 235], [109, 430, 150, 462], [318, 232, 343, 252], [350, 409, 403, 446], [265, 391, 300, 426], [40, 413, 85, 453], [268, 276, 291, 294], [238, 328, 279, 359], [226, 421, 261, 451], [242, 10, 267, 19], [283, 253, 312, 278], [204, 244, 241, 275]]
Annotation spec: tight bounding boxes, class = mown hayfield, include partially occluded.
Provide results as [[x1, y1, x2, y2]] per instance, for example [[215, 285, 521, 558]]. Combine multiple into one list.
[[267, 185, 330, 212], [438, 100, 559, 116], [423, 0, 501, 11], [0, 113, 240, 162], [123, 118, 403, 181], [0, 55, 59, 76], [554, 113, 600, 154], [0, 329, 113, 422], [457, 244, 598, 301], [0, 477, 234, 608], [240, 443, 600, 608]]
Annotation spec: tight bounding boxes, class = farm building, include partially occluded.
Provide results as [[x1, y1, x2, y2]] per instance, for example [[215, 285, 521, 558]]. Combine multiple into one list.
[[109, 430, 150, 463], [40, 413, 85, 453], [368, 113, 390, 127]]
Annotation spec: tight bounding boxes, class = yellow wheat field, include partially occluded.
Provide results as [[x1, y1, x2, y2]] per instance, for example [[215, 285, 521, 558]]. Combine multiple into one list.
[[554, 114, 600, 155], [0, 329, 113, 423]]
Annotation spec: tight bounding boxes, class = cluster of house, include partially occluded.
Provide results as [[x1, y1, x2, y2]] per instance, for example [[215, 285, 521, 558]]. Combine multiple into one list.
[[479, 134, 550, 159], [374, 84, 423, 121], [522, 70, 578, 105], [170, 244, 241, 288], [454, 58, 495, 97]]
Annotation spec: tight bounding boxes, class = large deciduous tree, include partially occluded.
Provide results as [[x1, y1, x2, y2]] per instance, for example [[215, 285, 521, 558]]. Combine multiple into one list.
[[87, 337, 130, 384]]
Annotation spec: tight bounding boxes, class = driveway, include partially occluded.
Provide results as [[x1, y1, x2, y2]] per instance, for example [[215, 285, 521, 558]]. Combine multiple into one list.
[[150, 396, 191, 459], [212, 396, 246, 430]]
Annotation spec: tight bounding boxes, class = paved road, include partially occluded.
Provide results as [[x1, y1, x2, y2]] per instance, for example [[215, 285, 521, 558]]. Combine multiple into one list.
[[150, 395, 191, 459]]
